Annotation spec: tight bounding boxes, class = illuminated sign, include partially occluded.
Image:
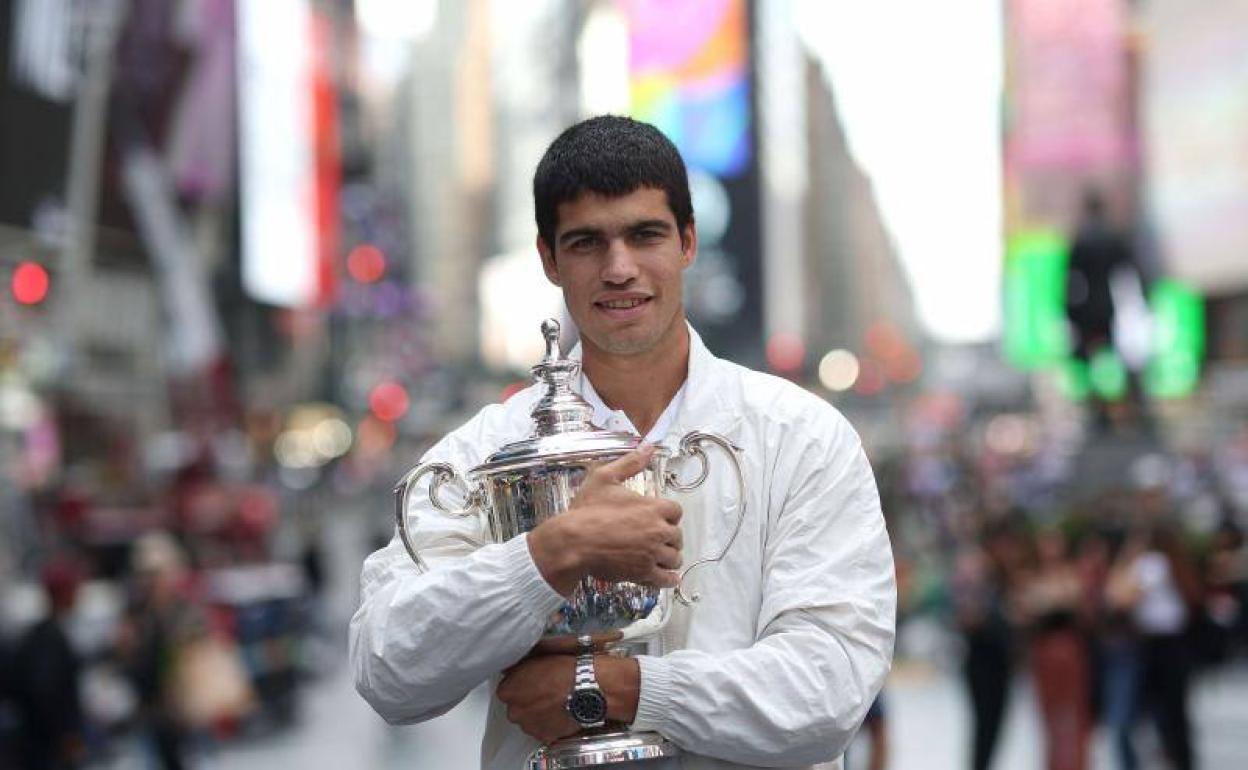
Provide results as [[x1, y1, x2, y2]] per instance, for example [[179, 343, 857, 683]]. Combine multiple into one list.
[[236, 0, 338, 308], [621, 0, 751, 177]]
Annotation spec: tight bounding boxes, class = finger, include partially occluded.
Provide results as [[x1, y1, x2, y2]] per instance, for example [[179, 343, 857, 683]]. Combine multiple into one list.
[[655, 545, 683, 570], [596, 443, 656, 484], [649, 568, 680, 589], [657, 499, 683, 525], [546, 717, 581, 744], [530, 631, 622, 656], [665, 524, 683, 552]]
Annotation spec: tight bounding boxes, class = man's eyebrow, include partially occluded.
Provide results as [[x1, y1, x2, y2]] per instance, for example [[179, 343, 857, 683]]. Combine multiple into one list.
[[557, 219, 672, 246], [557, 226, 604, 246]]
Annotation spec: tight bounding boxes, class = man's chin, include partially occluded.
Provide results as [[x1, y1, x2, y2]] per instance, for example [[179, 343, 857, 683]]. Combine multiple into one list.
[[585, 327, 658, 357]]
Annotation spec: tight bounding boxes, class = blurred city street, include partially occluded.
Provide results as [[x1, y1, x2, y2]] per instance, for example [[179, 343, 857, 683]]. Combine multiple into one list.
[[4, 1, 1248, 769], [183, 506, 1248, 770], [213, 664, 1248, 770]]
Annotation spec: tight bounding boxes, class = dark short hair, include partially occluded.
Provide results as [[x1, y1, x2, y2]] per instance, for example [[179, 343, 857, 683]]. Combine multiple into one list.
[[533, 115, 693, 249]]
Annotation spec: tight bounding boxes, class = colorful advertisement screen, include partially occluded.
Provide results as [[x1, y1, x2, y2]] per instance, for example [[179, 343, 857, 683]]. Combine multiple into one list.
[[619, 0, 761, 361], [622, 0, 751, 177]]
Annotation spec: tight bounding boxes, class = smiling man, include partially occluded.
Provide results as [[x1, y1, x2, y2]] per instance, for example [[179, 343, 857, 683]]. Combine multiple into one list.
[[350, 116, 896, 769]]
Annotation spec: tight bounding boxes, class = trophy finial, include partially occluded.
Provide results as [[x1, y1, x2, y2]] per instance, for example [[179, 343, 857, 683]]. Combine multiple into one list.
[[541, 318, 561, 361], [530, 318, 597, 435]]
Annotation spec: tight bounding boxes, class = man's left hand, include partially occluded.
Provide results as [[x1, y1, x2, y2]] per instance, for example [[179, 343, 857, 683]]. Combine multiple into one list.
[[497, 653, 642, 743], [497, 654, 580, 744]]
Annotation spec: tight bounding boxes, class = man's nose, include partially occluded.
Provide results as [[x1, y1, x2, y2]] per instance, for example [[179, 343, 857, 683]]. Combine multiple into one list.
[[600, 240, 639, 284]]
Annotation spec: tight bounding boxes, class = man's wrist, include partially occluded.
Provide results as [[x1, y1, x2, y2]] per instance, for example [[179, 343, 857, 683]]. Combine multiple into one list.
[[595, 654, 640, 724], [527, 518, 585, 596]]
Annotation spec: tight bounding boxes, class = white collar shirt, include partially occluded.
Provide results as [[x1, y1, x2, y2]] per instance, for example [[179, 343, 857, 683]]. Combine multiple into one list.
[[351, 324, 895, 770], [578, 373, 686, 445]]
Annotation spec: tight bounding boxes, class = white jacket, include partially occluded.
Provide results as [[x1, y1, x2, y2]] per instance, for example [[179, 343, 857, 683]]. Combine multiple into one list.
[[350, 327, 896, 769]]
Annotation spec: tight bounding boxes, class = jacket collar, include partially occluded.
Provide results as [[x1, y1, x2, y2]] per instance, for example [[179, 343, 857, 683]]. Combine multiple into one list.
[[567, 322, 742, 447]]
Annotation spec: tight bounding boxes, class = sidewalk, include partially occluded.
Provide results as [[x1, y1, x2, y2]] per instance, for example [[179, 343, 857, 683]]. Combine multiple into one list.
[[207, 655, 1248, 770]]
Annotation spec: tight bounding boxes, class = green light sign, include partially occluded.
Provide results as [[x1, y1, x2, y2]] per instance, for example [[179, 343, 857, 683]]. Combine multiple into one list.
[[1003, 230, 1069, 369], [1003, 232, 1205, 401], [1146, 279, 1204, 399]]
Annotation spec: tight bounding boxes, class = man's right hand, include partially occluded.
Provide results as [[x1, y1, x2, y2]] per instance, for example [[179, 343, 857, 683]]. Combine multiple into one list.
[[527, 444, 683, 596]]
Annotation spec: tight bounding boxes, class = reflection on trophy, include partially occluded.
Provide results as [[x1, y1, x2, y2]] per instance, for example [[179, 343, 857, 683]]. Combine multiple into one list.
[[394, 319, 747, 769]]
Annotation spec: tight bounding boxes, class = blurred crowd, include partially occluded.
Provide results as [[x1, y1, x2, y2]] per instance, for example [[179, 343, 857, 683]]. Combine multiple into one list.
[[951, 509, 1244, 770], [878, 398, 1248, 770], [1, 520, 324, 769]]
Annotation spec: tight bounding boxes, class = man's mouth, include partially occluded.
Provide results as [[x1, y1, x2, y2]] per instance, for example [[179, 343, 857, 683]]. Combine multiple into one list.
[[597, 298, 650, 310]]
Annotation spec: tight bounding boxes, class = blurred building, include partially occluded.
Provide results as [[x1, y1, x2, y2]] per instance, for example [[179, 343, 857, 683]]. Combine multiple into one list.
[[1139, 0, 1248, 384], [802, 55, 919, 368], [475, 0, 582, 371]]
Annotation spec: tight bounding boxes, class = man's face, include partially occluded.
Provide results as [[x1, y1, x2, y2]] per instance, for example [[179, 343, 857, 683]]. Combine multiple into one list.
[[538, 187, 695, 357]]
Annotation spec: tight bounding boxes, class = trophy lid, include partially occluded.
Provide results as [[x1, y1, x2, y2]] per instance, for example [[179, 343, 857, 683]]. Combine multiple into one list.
[[474, 319, 649, 473]]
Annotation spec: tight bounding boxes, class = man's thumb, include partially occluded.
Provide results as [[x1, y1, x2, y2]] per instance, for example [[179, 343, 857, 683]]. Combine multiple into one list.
[[597, 443, 656, 483]]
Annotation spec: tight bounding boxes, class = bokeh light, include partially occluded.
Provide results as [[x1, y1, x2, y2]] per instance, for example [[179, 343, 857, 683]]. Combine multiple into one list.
[[368, 381, 410, 422], [765, 332, 806, 374], [347, 244, 387, 284], [818, 349, 860, 392], [11, 261, 49, 305]]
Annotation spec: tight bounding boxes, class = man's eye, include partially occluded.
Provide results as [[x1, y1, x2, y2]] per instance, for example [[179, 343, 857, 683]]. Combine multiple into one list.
[[569, 238, 597, 251], [634, 230, 663, 242]]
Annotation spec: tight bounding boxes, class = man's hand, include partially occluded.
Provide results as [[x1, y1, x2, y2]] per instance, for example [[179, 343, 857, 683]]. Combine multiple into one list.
[[528, 445, 683, 596], [497, 654, 579, 744], [497, 654, 640, 743]]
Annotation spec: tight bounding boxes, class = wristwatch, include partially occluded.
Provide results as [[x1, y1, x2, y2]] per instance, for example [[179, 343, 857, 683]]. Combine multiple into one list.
[[565, 635, 608, 729]]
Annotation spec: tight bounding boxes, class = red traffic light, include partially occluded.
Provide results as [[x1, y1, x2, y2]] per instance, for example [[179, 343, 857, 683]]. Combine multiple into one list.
[[11, 262, 50, 305]]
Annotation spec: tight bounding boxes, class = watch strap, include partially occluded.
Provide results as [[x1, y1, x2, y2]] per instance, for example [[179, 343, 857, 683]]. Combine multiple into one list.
[[574, 652, 598, 690], [567, 651, 607, 728]]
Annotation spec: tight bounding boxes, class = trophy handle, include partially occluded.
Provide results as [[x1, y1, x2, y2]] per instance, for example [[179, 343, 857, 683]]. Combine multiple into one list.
[[665, 431, 747, 605], [393, 462, 482, 572]]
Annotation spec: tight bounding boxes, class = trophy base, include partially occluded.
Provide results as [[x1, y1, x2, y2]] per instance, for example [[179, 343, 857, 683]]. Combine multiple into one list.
[[527, 729, 678, 769]]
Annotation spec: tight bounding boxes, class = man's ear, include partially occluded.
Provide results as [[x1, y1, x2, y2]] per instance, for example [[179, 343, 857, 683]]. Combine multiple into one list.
[[537, 235, 560, 286], [680, 220, 698, 268]]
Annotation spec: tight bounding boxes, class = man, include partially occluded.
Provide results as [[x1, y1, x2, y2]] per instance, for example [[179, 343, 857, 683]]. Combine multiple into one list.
[[7, 562, 86, 769], [351, 116, 895, 769]]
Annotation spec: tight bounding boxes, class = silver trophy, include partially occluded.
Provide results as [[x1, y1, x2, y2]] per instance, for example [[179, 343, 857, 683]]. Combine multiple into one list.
[[394, 319, 746, 769]]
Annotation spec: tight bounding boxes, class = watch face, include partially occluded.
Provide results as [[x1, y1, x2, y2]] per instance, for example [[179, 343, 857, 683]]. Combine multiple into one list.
[[568, 689, 608, 726]]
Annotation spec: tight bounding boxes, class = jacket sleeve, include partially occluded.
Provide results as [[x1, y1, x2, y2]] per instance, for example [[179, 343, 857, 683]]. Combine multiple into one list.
[[348, 410, 567, 725], [630, 417, 896, 766]]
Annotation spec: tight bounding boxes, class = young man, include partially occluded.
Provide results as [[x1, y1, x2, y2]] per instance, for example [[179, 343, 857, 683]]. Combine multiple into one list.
[[350, 116, 895, 769]]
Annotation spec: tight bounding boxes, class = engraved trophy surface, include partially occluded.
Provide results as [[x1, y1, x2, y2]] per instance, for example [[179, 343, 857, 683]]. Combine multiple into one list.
[[394, 319, 747, 769]]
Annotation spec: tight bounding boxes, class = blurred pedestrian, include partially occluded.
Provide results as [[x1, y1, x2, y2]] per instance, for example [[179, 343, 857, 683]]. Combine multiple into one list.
[[1074, 530, 1112, 727], [953, 525, 1021, 770], [1020, 529, 1092, 770], [1200, 524, 1244, 665], [1098, 531, 1147, 770], [116, 532, 198, 770], [7, 561, 87, 769], [1121, 524, 1201, 770]]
